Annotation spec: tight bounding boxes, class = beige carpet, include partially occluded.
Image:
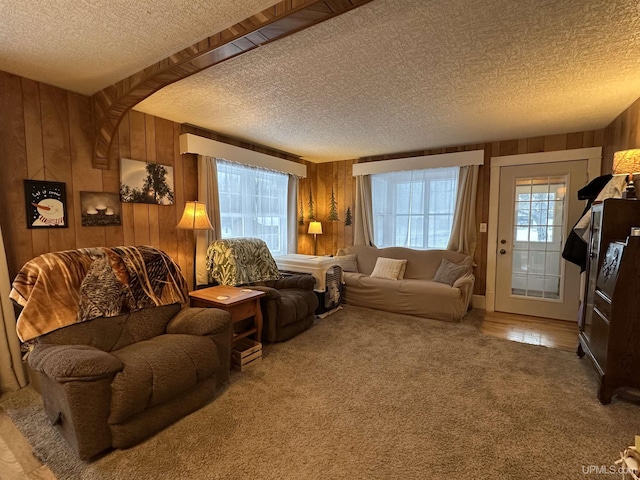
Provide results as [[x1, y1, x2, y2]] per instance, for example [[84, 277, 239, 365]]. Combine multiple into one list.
[[1, 305, 639, 480]]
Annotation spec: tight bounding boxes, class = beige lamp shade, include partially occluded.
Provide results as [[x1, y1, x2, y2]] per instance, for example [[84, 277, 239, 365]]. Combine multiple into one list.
[[176, 201, 214, 230], [308, 221, 323, 235], [613, 149, 640, 175]]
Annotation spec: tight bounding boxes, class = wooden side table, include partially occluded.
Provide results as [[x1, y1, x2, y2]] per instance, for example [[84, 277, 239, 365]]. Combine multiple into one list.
[[188, 285, 265, 343]]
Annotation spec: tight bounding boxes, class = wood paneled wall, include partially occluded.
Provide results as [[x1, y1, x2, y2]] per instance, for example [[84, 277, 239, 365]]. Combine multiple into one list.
[[603, 96, 640, 170], [298, 160, 356, 256], [0, 71, 197, 288], [1, 68, 638, 298], [302, 130, 606, 295]]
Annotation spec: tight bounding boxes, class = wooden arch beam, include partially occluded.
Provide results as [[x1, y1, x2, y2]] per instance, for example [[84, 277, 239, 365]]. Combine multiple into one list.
[[92, 0, 374, 168]]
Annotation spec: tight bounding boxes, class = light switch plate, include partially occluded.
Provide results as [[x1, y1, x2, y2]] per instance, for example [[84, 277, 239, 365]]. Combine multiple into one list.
[[479, 223, 487, 233]]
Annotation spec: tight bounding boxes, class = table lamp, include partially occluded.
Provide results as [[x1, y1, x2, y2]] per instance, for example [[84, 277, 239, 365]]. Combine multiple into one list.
[[308, 221, 322, 255], [613, 149, 640, 199], [176, 201, 214, 288]]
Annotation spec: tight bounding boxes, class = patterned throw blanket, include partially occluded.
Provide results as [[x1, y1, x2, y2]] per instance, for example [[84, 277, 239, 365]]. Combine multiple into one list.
[[10, 246, 187, 342], [206, 238, 282, 286]]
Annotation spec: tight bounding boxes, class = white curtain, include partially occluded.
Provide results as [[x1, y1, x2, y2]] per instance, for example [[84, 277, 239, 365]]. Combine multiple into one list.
[[287, 175, 299, 254], [200, 156, 299, 261], [447, 164, 479, 256], [354, 175, 375, 246], [0, 226, 27, 393], [196, 156, 222, 287], [371, 167, 458, 249], [216, 159, 290, 256]]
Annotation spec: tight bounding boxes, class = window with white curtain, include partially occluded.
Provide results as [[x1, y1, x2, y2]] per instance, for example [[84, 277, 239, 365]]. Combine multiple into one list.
[[372, 167, 459, 249], [216, 159, 289, 255]]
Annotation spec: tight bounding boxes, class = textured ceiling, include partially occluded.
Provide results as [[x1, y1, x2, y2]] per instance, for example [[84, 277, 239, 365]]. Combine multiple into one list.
[[2, 0, 640, 163], [134, 0, 640, 162], [0, 0, 279, 95]]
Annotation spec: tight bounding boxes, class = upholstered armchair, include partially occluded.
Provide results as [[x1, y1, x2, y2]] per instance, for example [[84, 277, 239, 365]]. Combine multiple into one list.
[[250, 274, 318, 342], [11, 246, 232, 460], [206, 238, 319, 342]]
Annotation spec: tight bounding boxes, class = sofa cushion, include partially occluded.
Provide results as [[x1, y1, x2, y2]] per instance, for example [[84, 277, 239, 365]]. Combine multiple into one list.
[[109, 334, 218, 424], [398, 260, 407, 279], [37, 304, 182, 352], [342, 273, 465, 320], [433, 259, 471, 286], [370, 257, 407, 280]]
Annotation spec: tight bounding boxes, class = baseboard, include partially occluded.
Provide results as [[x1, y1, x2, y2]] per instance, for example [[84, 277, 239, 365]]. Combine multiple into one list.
[[472, 295, 486, 310]]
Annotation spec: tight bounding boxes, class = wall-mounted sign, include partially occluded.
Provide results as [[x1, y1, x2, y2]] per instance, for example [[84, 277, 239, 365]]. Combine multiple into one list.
[[24, 180, 68, 229]]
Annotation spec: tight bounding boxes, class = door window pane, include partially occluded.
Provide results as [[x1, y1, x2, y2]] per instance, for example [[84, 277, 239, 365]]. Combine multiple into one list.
[[511, 176, 567, 299]]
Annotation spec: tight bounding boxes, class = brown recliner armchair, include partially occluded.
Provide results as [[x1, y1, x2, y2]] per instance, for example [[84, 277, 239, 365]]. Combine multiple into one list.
[[11, 246, 232, 460], [251, 274, 318, 342], [206, 238, 319, 342]]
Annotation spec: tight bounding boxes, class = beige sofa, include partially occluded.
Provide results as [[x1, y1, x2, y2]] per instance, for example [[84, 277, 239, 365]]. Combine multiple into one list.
[[336, 245, 474, 321]]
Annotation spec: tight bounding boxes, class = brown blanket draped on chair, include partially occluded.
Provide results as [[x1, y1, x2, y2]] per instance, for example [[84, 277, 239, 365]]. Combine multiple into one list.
[[10, 245, 187, 341]]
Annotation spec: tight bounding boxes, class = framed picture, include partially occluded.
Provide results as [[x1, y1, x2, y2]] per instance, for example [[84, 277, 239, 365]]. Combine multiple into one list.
[[120, 158, 175, 205], [80, 192, 122, 227], [24, 180, 68, 228]]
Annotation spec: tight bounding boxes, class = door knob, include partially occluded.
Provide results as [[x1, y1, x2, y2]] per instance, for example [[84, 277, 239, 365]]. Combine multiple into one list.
[[499, 249, 506, 254]]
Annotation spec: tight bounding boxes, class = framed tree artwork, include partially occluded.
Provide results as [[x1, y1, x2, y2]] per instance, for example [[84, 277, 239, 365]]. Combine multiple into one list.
[[24, 180, 68, 228], [120, 158, 175, 205]]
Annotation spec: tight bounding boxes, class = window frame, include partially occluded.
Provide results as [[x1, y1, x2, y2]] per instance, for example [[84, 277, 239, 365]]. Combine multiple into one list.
[[216, 159, 289, 256], [372, 166, 459, 250]]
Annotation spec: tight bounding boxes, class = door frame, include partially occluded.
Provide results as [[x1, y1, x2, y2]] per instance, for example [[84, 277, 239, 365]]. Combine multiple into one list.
[[486, 147, 602, 313]]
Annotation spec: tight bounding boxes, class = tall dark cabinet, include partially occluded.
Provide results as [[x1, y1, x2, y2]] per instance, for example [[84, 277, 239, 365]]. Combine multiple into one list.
[[578, 198, 640, 403]]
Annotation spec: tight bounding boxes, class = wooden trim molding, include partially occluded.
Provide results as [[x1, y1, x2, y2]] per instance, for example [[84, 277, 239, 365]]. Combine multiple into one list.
[[91, 0, 375, 169]]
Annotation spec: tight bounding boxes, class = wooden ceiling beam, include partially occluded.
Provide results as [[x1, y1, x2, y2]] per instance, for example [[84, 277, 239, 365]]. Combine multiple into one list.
[[92, 0, 374, 169]]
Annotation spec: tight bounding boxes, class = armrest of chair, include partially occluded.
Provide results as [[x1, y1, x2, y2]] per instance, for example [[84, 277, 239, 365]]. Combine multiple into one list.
[[167, 307, 233, 378], [166, 307, 231, 336], [452, 273, 474, 289], [28, 344, 123, 382], [246, 285, 281, 300], [267, 274, 316, 291]]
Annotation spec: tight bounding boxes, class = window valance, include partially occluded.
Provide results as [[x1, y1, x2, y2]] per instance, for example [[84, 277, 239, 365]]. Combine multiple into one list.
[[352, 150, 484, 176], [179, 133, 307, 178]]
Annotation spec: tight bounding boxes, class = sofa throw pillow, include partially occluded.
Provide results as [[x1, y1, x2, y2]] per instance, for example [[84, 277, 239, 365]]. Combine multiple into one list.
[[433, 258, 470, 286], [370, 257, 407, 280], [398, 260, 407, 280], [339, 254, 359, 273]]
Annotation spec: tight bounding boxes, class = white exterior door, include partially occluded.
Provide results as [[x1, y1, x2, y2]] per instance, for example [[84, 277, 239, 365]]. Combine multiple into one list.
[[495, 160, 588, 321]]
